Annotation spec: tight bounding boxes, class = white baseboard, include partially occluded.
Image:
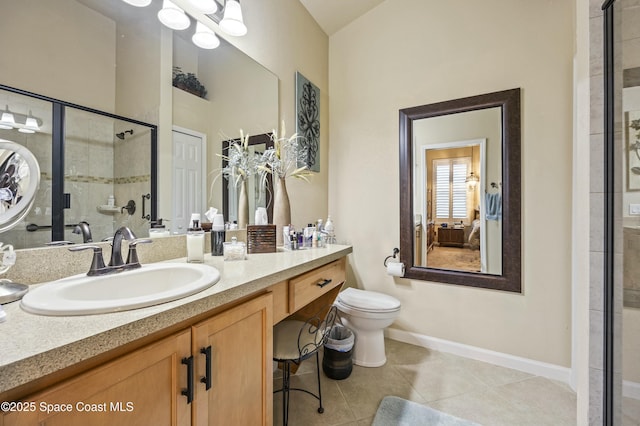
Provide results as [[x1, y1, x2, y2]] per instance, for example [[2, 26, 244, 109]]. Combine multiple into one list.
[[385, 328, 572, 385], [385, 328, 640, 400]]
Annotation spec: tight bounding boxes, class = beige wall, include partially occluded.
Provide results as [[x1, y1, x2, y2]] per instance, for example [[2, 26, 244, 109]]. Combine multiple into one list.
[[214, 0, 330, 227], [0, 0, 116, 112], [329, 0, 574, 367], [572, 0, 591, 420]]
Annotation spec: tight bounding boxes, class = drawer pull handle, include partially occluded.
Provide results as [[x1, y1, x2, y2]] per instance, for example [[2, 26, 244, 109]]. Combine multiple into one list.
[[316, 278, 332, 288], [200, 346, 212, 390], [181, 356, 194, 403]]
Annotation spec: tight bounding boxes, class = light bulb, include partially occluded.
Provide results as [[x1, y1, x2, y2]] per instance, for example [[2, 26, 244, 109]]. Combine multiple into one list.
[[0, 112, 15, 130], [158, 0, 191, 30], [121, 0, 152, 7], [220, 0, 247, 36], [188, 0, 218, 14], [19, 116, 39, 134], [192, 22, 220, 49]]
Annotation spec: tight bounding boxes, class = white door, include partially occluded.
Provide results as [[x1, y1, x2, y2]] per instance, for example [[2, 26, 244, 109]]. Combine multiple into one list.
[[172, 128, 206, 234]]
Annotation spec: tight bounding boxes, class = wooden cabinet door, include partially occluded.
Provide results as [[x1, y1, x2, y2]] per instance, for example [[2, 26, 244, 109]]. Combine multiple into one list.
[[192, 294, 273, 426], [2, 330, 191, 426]]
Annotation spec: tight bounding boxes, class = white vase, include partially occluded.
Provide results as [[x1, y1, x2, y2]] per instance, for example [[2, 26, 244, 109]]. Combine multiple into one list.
[[273, 177, 291, 245]]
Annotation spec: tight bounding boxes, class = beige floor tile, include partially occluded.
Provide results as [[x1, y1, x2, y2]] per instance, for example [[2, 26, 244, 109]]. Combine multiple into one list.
[[491, 376, 577, 425], [384, 338, 445, 366], [272, 339, 578, 425], [443, 353, 534, 387], [335, 364, 426, 420], [274, 372, 355, 426], [395, 358, 487, 402], [427, 386, 548, 426]]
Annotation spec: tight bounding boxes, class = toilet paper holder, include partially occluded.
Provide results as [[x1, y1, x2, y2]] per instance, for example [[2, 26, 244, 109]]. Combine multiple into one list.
[[383, 248, 400, 267]]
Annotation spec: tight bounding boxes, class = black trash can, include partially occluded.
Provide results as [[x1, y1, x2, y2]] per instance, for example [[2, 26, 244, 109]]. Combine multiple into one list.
[[322, 324, 355, 380]]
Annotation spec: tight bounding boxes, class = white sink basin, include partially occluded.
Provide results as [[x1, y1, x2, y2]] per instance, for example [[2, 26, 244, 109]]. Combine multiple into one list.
[[20, 263, 220, 316]]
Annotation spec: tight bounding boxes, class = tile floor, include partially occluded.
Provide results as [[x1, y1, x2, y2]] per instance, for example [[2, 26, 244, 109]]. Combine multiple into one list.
[[273, 339, 577, 425]]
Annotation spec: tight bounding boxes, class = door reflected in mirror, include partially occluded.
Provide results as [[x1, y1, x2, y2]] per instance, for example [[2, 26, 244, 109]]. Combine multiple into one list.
[[414, 107, 502, 276], [399, 89, 521, 292]]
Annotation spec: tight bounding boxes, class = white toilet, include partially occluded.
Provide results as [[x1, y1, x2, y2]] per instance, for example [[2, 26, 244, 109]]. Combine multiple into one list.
[[334, 287, 401, 367]]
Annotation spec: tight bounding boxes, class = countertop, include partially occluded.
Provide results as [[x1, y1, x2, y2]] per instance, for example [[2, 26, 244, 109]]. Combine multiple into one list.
[[0, 245, 352, 394]]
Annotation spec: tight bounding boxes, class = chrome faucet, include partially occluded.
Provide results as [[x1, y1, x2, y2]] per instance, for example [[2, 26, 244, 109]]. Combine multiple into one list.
[[69, 226, 152, 276], [72, 221, 93, 243], [109, 226, 136, 267]]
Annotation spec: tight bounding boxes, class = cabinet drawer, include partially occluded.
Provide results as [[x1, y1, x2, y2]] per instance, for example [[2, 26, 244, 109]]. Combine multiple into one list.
[[288, 258, 346, 312]]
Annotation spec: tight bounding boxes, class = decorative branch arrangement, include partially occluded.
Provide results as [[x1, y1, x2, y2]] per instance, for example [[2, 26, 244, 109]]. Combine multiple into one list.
[[258, 121, 312, 184]]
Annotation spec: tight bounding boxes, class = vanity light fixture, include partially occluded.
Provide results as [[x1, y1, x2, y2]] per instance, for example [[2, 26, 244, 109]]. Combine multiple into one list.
[[158, 0, 191, 31], [18, 113, 40, 134], [188, 0, 218, 14], [192, 22, 220, 49], [219, 0, 247, 36], [0, 110, 15, 130], [121, 0, 153, 7]]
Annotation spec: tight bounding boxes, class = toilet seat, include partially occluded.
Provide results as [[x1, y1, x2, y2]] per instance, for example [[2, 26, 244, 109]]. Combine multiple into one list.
[[336, 288, 400, 313]]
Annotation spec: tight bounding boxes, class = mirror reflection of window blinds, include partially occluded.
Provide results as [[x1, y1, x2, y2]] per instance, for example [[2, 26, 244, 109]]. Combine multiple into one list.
[[435, 161, 450, 219], [433, 158, 469, 221], [451, 162, 467, 218]]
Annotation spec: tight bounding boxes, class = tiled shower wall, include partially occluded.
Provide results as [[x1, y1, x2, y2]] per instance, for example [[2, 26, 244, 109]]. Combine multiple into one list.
[[589, 0, 628, 423], [63, 109, 116, 243], [113, 128, 151, 239], [589, 0, 607, 423], [1, 108, 153, 249]]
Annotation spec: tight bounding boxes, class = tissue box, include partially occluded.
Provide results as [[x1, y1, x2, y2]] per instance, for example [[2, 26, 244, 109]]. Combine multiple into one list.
[[246, 225, 277, 253]]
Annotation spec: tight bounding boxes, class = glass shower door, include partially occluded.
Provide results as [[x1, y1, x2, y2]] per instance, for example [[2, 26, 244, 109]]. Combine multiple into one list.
[[64, 107, 152, 243]]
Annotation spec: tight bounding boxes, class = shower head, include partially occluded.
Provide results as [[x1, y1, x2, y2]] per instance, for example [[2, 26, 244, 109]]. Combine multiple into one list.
[[115, 129, 134, 140]]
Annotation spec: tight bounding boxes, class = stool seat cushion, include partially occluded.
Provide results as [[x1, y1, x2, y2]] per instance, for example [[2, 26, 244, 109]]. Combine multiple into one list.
[[273, 320, 323, 361]]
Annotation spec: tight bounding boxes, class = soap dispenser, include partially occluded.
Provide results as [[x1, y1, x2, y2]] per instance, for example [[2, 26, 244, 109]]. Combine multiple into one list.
[[149, 218, 170, 238], [186, 214, 205, 263], [211, 213, 225, 256]]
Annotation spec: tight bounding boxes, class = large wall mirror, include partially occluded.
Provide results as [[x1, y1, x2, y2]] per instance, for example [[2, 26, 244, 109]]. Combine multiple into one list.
[[399, 88, 521, 292], [0, 0, 278, 248]]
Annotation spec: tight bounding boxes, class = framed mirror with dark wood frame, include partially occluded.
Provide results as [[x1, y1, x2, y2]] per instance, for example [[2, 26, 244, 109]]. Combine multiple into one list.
[[399, 88, 521, 292]]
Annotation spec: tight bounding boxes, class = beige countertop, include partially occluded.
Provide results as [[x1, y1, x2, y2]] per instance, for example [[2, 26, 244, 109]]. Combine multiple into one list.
[[0, 245, 352, 394]]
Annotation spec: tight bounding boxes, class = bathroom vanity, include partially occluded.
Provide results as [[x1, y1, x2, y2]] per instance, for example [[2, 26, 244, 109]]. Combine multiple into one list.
[[0, 245, 351, 425]]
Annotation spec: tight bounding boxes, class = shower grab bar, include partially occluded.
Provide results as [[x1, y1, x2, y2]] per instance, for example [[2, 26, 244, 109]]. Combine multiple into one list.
[[141, 193, 151, 221], [26, 223, 81, 232]]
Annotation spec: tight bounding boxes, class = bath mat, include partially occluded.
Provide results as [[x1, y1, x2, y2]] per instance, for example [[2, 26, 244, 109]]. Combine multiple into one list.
[[372, 396, 480, 426]]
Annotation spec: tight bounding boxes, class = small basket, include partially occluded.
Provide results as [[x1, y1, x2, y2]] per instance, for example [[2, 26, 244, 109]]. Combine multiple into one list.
[[246, 225, 277, 254]]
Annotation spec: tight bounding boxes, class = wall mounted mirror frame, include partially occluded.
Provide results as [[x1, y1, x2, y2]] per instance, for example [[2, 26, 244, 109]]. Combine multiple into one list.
[[399, 88, 521, 292], [222, 133, 274, 224]]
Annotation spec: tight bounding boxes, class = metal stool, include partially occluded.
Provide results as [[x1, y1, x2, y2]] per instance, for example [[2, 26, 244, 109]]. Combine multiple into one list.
[[273, 306, 338, 426]]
